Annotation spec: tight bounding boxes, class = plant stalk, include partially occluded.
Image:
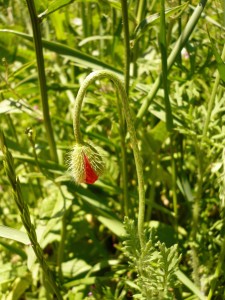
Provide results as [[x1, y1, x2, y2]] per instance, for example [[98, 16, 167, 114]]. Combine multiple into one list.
[[26, 0, 58, 163], [190, 140, 203, 288], [116, 93, 129, 216], [0, 132, 62, 299], [136, 0, 145, 25], [120, 0, 130, 93], [120, 0, 131, 216]]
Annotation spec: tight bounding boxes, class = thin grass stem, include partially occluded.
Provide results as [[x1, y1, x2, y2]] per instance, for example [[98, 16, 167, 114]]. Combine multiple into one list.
[[26, 0, 58, 163], [190, 140, 204, 288], [120, 0, 131, 216], [159, 0, 177, 231], [0, 132, 62, 299], [137, 0, 145, 25], [133, 0, 146, 77], [120, 0, 130, 93]]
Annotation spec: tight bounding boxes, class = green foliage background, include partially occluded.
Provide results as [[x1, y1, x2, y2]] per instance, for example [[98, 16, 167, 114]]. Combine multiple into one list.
[[0, 0, 225, 299]]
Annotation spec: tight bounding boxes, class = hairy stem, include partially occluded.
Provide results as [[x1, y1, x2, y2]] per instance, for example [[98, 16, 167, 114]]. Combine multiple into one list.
[[116, 93, 129, 216], [73, 70, 146, 248], [26, 0, 58, 163]]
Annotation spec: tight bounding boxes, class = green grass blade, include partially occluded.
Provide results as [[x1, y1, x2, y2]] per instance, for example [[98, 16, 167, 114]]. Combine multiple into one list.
[[0, 29, 122, 73], [175, 270, 205, 300], [39, 0, 75, 18], [0, 225, 30, 245], [0, 239, 27, 259], [98, 215, 125, 236]]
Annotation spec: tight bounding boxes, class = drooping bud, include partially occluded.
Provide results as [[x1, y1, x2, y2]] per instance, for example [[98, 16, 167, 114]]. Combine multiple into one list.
[[69, 143, 105, 184]]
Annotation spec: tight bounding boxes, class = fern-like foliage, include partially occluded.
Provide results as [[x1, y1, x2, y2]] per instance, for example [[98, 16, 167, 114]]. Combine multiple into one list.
[[122, 217, 181, 300]]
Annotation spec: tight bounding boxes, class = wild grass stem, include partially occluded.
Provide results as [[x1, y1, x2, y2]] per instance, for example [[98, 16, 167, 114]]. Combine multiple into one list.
[[120, 0, 131, 216], [133, 0, 146, 78], [0, 132, 62, 299], [26, 0, 58, 163], [120, 0, 130, 93], [136, 0, 145, 25], [159, 0, 178, 231], [190, 140, 204, 288]]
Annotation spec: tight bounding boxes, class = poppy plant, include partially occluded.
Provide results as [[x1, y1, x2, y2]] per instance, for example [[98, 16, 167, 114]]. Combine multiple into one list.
[[71, 70, 146, 248]]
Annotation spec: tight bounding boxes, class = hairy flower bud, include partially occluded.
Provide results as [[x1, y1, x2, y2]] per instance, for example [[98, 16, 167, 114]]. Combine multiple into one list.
[[69, 143, 105, 184]]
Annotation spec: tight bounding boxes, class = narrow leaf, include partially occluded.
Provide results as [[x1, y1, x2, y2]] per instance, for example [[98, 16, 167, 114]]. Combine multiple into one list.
[[39, 0, 74, 18], [134, 2, 189, 43], [0, 30, 122, 74], [0, 225, 30, 245], [175, 270, 205, 300], [209, 36, 225, 83], [98, 216, 125, 236]]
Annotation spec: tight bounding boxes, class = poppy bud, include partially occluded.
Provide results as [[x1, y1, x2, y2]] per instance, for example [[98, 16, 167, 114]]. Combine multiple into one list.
[[69, 143, 105, 184]]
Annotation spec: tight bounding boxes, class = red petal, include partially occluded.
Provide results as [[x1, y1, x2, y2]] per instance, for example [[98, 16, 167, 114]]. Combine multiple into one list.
[[84, 155, 98, 184]]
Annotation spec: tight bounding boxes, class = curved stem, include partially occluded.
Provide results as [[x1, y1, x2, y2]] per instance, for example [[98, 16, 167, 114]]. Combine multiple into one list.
[[73, 70, 146, 248]]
